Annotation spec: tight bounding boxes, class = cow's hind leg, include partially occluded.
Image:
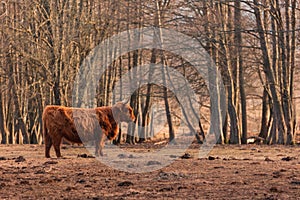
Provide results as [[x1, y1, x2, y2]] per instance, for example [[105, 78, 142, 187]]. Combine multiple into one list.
[[95, 140, 100, 157], [45, 132, 53, 158], [53, 135, 63, 158]]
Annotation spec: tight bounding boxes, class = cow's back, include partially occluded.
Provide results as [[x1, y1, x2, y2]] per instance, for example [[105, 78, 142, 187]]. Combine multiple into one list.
[[43, 106, 105, 143]]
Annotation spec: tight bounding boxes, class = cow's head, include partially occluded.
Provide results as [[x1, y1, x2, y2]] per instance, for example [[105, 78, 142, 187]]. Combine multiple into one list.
[[112, 102, 135, 123]]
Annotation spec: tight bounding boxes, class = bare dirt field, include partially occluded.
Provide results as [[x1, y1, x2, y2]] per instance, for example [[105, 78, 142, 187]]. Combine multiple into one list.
[[0, 143, 299, 200]]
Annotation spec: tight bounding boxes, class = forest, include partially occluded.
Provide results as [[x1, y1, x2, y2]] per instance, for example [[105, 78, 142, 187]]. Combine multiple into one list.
[[0, 0, 299, 145]]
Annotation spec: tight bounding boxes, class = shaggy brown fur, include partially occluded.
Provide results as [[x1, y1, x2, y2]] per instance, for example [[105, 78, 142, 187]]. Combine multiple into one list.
[[42, 102, 135, 158]]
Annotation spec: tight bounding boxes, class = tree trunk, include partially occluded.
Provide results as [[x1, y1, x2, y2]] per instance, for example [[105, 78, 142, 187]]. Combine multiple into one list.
[[161, 67, 175, 142], [253, 0, 286, 144], [277, 0, 291, 144], [217, 2, 240, 144], [141, 49, 156, 142], [235, 0, 247, 144], [11, 66, 29, 144], [259, 88, 270, 140], [0, 92, 7, 144], [288, 0, 297, 144]]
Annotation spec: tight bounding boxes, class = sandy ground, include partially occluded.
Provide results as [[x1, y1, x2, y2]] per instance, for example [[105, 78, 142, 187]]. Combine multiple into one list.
[[0, 143, 299, 200]]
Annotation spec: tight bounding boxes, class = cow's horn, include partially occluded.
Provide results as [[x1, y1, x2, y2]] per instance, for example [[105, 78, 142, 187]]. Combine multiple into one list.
[[122, 98, 129, 104]]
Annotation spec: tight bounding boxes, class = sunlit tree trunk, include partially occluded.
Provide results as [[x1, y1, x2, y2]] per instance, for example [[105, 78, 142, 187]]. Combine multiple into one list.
[[288, 0, 297, 144], [253, 0, 286, 144], [235, 0, 247, 144]]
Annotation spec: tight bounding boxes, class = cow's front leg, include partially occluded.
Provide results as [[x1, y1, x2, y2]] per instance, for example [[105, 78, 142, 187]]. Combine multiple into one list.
[[95, 140, 100, 157], [95, 132, 106, 156], [99, 137, 105, 157]]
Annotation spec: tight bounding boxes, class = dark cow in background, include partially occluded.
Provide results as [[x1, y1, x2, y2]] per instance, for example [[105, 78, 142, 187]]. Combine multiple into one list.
[[42, 102, 135, 158]]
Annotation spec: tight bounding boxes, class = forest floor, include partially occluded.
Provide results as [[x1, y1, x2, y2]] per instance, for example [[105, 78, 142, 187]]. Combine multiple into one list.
[[0, 143, 299, 200]]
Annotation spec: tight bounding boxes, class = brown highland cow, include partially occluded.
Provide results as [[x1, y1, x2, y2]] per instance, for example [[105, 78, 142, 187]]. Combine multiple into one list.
[[42, 102, 135, 158]]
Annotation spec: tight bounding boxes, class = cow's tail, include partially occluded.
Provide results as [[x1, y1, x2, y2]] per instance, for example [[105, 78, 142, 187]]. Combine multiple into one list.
[[43, 107, 53, 158], [42, 108, 48, 143]]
